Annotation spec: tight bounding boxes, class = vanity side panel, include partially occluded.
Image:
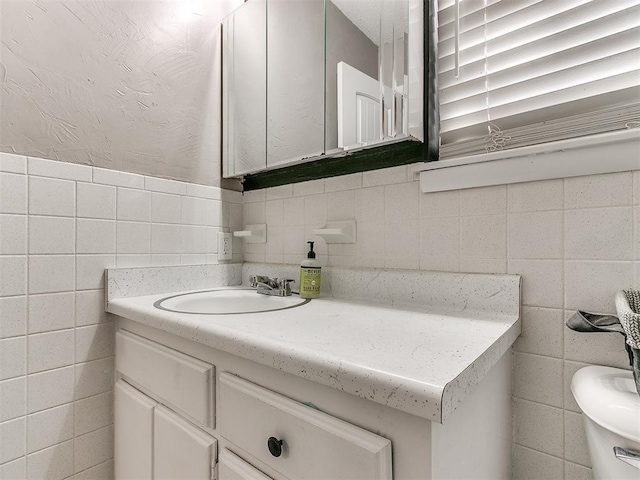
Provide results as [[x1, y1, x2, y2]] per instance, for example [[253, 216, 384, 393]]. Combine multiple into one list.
[[431, 350, 513, 479]]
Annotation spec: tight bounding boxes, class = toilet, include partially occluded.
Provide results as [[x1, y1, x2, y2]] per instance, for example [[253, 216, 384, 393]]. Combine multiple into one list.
[[572, 366, 640, 479]]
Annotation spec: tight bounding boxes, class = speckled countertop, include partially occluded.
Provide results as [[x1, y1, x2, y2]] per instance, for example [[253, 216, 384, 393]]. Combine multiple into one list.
[[107, 280, 520, 423]]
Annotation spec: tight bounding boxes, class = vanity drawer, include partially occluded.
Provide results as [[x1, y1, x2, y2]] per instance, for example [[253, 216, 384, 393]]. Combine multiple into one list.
[[219, 449, 274, 480], [219, 373, 392, 480], [116, 330, 214, 427]]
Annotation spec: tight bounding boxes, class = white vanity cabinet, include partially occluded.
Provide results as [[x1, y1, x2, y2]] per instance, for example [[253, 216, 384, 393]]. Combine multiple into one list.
[[108, 264, 520, 479], [115, 328, 395, 480], [114, 318, 512, 480]]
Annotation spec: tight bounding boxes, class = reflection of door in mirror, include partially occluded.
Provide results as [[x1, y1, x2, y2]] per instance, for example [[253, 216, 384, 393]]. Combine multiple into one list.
[[337, 62, 382, 148], [222, 0, 267, 177], [267, 0, 325, 169], [327, 0, 408, 154]]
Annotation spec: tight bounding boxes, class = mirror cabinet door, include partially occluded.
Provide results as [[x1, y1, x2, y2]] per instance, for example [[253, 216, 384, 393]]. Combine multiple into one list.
[[222, 0, 267, 177], [266, 0, 325, 169]]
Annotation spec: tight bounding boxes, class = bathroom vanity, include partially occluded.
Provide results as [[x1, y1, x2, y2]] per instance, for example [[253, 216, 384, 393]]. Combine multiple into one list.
[[106, 264, 521, 480]]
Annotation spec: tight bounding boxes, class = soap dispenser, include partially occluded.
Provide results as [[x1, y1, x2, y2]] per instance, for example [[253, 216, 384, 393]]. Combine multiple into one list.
[[299, 241, 321, 299]]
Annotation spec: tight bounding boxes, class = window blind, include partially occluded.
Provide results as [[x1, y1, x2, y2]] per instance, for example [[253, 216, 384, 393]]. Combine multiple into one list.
[[436, 0, 640, 159]]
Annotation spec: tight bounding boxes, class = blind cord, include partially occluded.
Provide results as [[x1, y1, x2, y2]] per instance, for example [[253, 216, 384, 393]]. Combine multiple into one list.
[[480, 0, 509, 152], [484, 122, 512, 153], [454, 0, 460, 78]]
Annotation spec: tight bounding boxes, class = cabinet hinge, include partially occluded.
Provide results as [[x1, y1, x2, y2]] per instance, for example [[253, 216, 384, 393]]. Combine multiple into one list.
[[211, 460, 218, 480]]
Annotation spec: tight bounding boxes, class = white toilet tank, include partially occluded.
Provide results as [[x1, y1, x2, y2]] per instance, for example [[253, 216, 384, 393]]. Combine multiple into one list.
[[571, 366, 640, 480]]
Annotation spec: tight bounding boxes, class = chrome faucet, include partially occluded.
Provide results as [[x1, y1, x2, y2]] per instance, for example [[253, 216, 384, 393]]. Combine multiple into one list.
[[249, 275, 295, 297]]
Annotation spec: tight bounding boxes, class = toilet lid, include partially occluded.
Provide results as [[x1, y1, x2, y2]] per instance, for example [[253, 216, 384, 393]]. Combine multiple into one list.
[[571, 366, 640, 444]]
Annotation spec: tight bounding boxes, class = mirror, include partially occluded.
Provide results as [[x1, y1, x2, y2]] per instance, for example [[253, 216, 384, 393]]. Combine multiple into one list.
[[326, 0, 408, 153], [222, 0, 423, 180]]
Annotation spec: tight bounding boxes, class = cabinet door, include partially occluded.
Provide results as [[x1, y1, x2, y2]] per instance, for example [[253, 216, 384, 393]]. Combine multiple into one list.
[[116, 330, 215, 428], [219, 450, 274, 480], [115, 380, 155, 480], [222, 0, 267, 176], [266, 0, 325, 168], [154, 405, 217, 480]]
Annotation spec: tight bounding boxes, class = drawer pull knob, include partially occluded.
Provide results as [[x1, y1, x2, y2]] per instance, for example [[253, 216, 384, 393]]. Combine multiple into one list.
[[267, 436, 284, 457]]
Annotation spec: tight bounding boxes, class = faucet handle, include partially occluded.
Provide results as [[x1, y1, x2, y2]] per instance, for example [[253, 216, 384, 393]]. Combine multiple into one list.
[[277, 279, 295, 295], [249, 275, 270, 287]]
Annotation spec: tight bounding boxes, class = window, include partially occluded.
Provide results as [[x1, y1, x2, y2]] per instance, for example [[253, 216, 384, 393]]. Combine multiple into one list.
[[436, 0, 640, 158]]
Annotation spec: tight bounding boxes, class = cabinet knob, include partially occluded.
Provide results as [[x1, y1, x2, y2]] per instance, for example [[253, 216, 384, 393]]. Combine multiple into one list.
[[267, 436, 284, 457]]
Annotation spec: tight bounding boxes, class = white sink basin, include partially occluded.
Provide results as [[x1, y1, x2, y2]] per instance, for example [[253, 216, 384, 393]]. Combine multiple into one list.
[[154, 287, 310, 314]]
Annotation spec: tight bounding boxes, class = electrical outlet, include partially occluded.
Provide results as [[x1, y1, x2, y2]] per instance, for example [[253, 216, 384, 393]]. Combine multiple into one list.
[[218, 232, 232, 260]]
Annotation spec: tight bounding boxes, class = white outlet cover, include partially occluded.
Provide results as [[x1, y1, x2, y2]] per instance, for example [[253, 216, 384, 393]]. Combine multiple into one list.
[[218, 232, 232, 260]]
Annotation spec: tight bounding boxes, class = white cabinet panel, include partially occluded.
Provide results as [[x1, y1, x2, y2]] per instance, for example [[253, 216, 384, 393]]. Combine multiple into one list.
[[154, 405, 217, 480], [116, 329, 215, 427], [219, 450, 274, 480], [266, 0, 325, 169], [219, 372, 392, 480], [222, 0, 267, 177], [115, 380, 155, 480]]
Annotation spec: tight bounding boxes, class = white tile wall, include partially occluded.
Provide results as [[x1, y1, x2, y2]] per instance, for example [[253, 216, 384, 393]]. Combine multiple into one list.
[[247, 165, 640, 480], [28, 292, 75, 334], [26, 440, 74, 480], [29, 217, 76, 255], [0, 257, 27, 297], [0, 377, 26, 422], [28, 176, 75, 217], [0, 456, 26, 479], [6, 152, 636, 479], [0, 215, 27, 255], [76, 183, 116, 220], [1, 172, 27, 214], [0, 153, 242, 477]]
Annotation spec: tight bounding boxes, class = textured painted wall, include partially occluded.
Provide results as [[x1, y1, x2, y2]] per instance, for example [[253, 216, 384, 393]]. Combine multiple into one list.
[[0, 0, 241, 188]]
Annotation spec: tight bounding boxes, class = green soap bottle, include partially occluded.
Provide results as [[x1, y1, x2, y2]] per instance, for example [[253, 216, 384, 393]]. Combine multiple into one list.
[[300, 241, 321, 299]]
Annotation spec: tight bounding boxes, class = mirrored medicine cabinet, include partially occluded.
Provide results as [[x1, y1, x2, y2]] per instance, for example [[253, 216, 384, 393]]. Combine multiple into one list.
[[222, 0, 433, 190]]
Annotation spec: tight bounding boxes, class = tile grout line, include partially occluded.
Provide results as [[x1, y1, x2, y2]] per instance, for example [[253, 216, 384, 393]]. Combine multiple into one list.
[[560, 177, 567, 479], [72, 457, 113, 478], [23, 163, 30, 470], [515, 441, 565, 461], [505, 184, 515, 478], [72, 177, 78, 476]]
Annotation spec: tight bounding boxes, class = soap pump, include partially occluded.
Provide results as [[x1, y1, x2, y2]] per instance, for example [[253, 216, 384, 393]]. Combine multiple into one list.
[[299, 241, 321, 299]]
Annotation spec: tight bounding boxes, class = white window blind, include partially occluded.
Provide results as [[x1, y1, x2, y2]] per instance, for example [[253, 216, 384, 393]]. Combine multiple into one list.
[[437, 0, 640, 159]]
